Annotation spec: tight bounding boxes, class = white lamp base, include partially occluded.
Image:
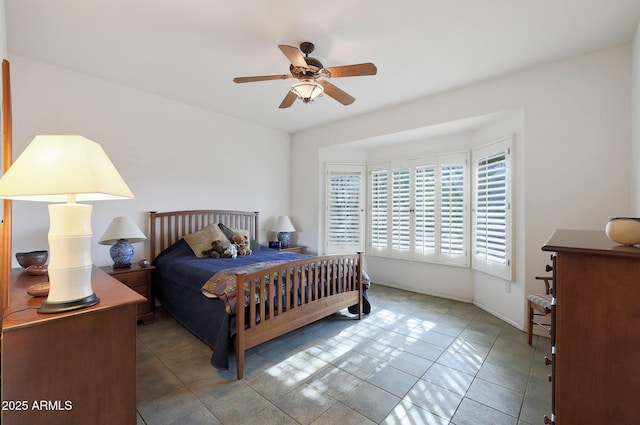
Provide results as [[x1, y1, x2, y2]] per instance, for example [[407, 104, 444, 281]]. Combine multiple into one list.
[[38, 202, 100, 314], [38, 293, 99, 313]]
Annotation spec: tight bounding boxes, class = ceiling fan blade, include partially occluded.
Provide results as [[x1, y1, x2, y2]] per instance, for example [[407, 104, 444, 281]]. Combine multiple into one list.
[[279, 91, 297, 109], [233, 74, 293, 83], [278, 45, 308, 69], [318, 80, 355, 105], [325, 63, 377, 78]]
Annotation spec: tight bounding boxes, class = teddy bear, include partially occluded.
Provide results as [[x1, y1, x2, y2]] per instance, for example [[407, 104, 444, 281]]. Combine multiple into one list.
[[202, 239, 226, 259], [222, 243, 237, 258], [233, 235, 252, 256]]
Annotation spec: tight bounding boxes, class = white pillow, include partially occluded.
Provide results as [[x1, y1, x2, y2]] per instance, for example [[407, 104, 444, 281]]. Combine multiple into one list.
[[183, 224, 230, 258]]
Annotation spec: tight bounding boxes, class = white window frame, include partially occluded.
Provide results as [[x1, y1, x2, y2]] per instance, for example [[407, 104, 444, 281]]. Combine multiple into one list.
[[325, 163, 365, 254], [368, 153, 469, 267], [472, 135, 514, 281]]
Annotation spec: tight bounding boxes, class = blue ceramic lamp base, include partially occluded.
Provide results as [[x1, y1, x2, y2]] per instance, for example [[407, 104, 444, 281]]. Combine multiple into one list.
[[110, 239, 135, 268], [277, 232, 290, 248]]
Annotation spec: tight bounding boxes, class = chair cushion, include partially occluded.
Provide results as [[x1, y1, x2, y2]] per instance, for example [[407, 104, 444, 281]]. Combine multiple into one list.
[[527, 293, 552, 310]]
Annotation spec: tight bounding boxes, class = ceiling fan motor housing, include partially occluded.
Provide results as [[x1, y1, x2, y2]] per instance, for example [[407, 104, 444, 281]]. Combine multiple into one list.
[[289, 42, 324, 77]]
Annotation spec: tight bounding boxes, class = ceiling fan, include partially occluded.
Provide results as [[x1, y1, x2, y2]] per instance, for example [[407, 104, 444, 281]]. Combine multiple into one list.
[[233, 42, 377, 108]]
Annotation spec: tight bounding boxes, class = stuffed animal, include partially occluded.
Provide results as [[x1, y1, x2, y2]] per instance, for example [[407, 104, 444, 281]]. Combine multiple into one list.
[[233, 235, 252, 256], [202, 240, 226, 259], [222, 243, 237, 258]]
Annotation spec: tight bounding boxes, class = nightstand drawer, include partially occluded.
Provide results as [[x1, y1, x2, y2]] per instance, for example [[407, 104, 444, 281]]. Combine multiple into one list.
[[114, 270, 147, 286]]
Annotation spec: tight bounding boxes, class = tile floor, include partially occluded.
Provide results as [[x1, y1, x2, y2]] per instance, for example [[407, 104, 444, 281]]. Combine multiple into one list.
[[135, 285, 552, 425]]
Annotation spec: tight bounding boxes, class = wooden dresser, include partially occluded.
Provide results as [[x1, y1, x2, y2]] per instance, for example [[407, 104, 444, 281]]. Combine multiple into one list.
[[542, 230, 640, 424], [1, 267, 146, 425]]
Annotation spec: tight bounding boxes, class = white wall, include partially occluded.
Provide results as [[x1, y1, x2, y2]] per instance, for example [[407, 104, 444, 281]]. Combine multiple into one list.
[[8, 56, 291, 267], [291, 45, 632, 329]]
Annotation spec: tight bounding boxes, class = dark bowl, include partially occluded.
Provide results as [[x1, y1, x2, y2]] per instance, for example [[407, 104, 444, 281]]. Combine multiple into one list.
[[15, 250, 48, 269]]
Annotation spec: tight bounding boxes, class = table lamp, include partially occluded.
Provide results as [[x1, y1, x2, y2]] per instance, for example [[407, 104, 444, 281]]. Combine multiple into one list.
[[0, 135, 134, 313], [99, 216, 147, 268], [271, 216, 296, 248]]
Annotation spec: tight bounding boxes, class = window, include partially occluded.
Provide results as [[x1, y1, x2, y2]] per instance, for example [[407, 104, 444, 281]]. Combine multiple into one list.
[[370, 170, 388, 252], [368, 153, 469, 266], [472, 136, 513, 280], [391, 167, 411, 253], [325, 164, 365, 254], [327, 135, 514, 277], [414, 165, 436, 256], [440, 161, 466, 260]]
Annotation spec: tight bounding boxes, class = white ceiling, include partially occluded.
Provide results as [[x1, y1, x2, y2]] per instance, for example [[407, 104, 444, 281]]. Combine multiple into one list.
[[5, 0, 640, 134]]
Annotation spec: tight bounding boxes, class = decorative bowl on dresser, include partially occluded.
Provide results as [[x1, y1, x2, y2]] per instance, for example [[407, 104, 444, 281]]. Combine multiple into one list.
[[15, 250, 48, 268]]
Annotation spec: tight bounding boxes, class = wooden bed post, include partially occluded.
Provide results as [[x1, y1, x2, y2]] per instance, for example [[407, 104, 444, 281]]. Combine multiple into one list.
[[254, 211, 259, 244], [357, 251, 363, 320], [235, 271, 247, 380], [149, 211, 157, 260]]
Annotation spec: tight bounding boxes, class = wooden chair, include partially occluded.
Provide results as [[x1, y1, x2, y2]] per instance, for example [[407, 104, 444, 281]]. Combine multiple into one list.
[[527, 276, 553, 345]]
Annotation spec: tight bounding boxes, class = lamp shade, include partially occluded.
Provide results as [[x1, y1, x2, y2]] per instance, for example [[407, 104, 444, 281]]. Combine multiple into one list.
[[0, 135, 134, 202], [99, 216, 147, 245], [271, 216, 296, 233]]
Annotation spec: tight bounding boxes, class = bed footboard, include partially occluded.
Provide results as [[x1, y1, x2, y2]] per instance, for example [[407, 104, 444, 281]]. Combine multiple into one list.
[[234, 252, 363, 379]]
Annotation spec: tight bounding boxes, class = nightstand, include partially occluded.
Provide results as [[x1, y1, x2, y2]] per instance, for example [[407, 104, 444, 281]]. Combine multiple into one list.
[[280, 245, 306, 254], [101, 264, 155, 324]]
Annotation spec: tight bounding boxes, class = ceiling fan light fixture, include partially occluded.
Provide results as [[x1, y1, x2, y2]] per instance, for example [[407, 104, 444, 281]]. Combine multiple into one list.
[[290, 79, 324, 103]]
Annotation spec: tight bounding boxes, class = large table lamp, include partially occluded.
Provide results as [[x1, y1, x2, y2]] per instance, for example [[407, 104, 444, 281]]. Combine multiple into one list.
[[0, 135, 134, 313]]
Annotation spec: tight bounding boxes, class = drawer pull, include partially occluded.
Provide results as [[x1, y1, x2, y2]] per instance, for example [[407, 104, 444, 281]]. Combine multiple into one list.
[[544, 356, 552, 366], [548, 374, 552, 382], [544, 415, 554, 424]]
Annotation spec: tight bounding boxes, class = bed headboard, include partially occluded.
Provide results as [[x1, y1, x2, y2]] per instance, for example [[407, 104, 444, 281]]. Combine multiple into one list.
[[149, 210, 259, 260]]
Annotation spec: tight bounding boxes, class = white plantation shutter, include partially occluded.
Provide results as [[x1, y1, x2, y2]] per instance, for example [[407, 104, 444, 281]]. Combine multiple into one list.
[[440, 162, 466, 258], [326, 164, 365, 254], [437, 153, 468, 266], [415, 165, 436, 257], [367, 154, 468, 266], [369, 169, 388, 252], [473, 136, 513, 280], [392, 168, 411, 253]]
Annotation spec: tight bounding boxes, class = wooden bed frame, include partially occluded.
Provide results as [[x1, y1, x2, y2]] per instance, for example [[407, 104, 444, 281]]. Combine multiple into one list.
[[149, 210, 363, 379]]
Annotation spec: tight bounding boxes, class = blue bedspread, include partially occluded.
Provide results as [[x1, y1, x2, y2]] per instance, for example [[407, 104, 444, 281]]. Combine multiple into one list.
[[155, 239, 308, 292]]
